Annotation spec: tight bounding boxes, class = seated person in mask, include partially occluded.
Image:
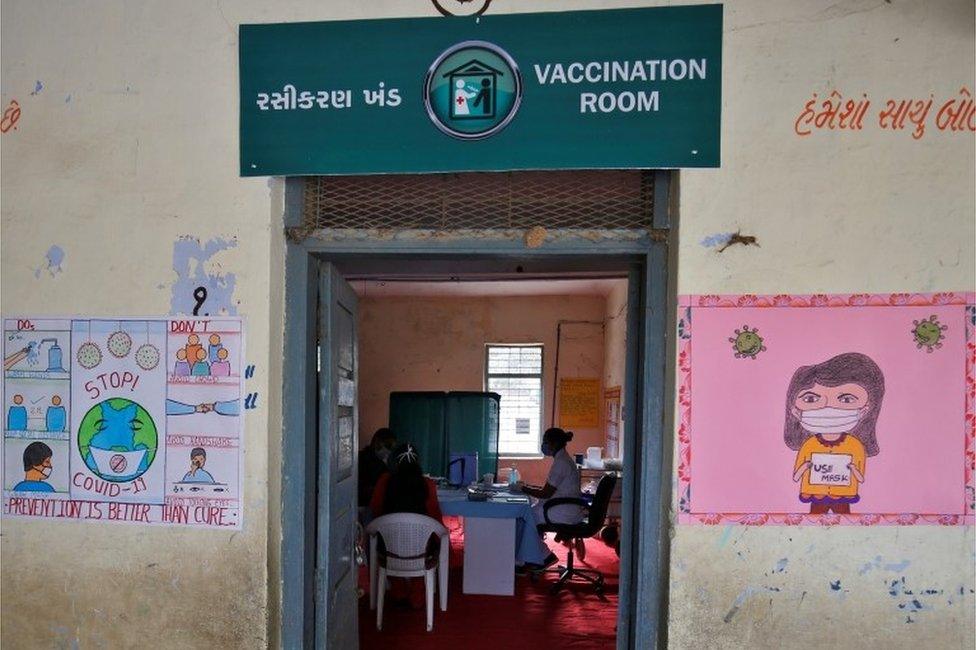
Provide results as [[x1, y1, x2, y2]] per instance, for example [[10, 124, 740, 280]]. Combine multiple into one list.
[[358, 428, 396, 507], [513, 427, 585, 566]]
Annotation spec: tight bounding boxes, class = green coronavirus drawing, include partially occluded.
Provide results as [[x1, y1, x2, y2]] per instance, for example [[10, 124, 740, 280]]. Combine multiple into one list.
[[912, 315, 947, 352], [729, 325, 766, 359]]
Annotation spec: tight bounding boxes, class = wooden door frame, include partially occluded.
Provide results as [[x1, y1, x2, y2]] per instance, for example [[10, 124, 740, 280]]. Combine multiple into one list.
[[280, 175, 675, 649]]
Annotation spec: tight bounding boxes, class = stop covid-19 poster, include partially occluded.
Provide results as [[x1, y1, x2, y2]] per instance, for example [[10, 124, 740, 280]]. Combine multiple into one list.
[[2, 317, 244, 529]]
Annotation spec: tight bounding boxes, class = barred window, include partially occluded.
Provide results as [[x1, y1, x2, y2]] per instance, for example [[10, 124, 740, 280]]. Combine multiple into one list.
[[486, 345, 544, 456]]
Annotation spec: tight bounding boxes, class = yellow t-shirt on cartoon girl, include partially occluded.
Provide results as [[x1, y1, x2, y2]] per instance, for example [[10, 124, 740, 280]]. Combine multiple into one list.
[[784, 352, 885, 514], [793, 434, 866, 501]]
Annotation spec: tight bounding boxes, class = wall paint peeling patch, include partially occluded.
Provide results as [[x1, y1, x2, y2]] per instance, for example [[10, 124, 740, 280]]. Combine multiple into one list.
[[169, 236, 238, 316], [51, 625, 79, 650], [884, 559, 912, 572], [723, 584, 778, 623], [887, 576, 953, 620], [34, 244, 65, 278], [859, 555, 883, 575], [700, 232, 734, 248], [858, 555, 913, 575], [716, 524, 735, 548], [828, 578, 849, 602]]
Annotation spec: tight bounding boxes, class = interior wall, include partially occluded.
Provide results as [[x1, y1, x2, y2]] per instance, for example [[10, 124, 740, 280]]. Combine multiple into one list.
[[602, 280, 629, 457], [357, 294, 606, 486]]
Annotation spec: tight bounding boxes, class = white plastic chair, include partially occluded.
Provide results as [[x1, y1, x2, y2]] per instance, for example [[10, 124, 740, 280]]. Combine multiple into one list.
[[366, 513, 449, 632]]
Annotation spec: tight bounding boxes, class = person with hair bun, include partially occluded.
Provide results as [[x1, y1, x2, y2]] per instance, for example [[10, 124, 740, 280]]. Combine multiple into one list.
[[514, 427, 585, 565], [368, 442, 443, 608], [368, 442, 442, 524]]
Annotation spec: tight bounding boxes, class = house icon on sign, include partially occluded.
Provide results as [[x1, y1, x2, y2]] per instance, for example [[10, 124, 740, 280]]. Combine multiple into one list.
[[443, 59, 504, 120]]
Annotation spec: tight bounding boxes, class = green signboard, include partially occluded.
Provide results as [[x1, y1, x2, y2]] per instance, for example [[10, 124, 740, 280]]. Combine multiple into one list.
[[239, 5, 722, 176]]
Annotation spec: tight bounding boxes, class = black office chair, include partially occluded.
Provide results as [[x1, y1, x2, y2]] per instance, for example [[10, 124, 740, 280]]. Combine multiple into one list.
[[537, 472, 617, 595]]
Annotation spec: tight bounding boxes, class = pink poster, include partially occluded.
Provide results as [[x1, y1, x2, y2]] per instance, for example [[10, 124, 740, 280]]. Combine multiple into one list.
[[676, 292, 975, 526]]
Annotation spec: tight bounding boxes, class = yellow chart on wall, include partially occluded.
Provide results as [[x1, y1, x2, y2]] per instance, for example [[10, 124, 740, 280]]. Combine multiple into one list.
[[559, 378, 600, 428]]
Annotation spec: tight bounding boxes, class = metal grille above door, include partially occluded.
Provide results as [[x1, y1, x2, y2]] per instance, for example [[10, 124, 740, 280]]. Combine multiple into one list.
[[301, 170, 655, 231]]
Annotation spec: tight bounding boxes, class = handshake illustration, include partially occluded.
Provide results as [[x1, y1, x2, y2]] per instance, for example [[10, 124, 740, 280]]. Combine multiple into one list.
[[167, 398, 239, 418]]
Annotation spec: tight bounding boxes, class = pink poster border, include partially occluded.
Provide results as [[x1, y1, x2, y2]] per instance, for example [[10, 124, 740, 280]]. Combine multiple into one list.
[[675, 291, 976, 526]]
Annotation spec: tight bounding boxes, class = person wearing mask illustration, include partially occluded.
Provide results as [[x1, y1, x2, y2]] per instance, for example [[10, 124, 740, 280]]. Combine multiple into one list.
[[13, 441, 56, 492], [513, 427, 583, 568], [786, 352, 885, 514], [358, 428, 397, 508]]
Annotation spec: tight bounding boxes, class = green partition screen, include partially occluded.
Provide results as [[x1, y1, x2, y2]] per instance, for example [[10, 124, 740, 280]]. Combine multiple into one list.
[[446, 392, 501, 480], [388, 392, 448, 478], [388, 391, 500, 481]]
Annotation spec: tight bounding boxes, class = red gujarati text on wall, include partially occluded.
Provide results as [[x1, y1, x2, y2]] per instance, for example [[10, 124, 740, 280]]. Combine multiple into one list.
[[794, 87, 975, 139]]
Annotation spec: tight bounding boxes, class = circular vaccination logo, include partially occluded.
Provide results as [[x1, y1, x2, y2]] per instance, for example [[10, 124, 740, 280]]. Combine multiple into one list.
[[77, 397, 158, 482], [424, 41, 523, 140]]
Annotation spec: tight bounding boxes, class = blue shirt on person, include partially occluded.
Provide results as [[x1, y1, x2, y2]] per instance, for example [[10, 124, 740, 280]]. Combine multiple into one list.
[[13, 480, 55, 492], [46, 406, 67, 432], [7, 405, 27, 430], [182, 469, 215, 484]]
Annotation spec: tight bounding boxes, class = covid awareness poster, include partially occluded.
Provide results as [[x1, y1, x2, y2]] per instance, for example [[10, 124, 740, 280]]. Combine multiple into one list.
[[2, 317, 244, 529], [676, 292, 974, 526]]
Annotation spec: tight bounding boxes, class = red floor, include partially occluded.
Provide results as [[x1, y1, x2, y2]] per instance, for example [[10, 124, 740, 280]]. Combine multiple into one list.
[[359, 517, 619, 649]]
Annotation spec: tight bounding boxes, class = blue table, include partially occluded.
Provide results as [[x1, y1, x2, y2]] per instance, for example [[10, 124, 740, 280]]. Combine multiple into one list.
[[437, 488, 547, 567]]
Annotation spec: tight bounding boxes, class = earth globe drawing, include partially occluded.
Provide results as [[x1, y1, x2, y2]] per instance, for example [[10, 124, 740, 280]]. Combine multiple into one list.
[[78, 398, 158, 482]]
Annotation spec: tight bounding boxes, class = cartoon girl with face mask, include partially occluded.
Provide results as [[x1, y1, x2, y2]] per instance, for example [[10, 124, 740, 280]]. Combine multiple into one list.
[[785, 352, 885, 514]]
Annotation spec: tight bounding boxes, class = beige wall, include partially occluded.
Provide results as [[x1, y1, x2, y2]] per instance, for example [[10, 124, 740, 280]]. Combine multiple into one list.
[[0, 0, 972, 649], [603, 280, 629, 457], [358, 294, 606, 486], [668, 2, 974, 648], [0, 2, 285, 648]]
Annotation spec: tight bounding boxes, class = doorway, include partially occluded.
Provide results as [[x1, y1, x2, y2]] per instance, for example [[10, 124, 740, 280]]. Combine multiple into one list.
[[354, 275, 627, 647], [281, 239, 672, 649]]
